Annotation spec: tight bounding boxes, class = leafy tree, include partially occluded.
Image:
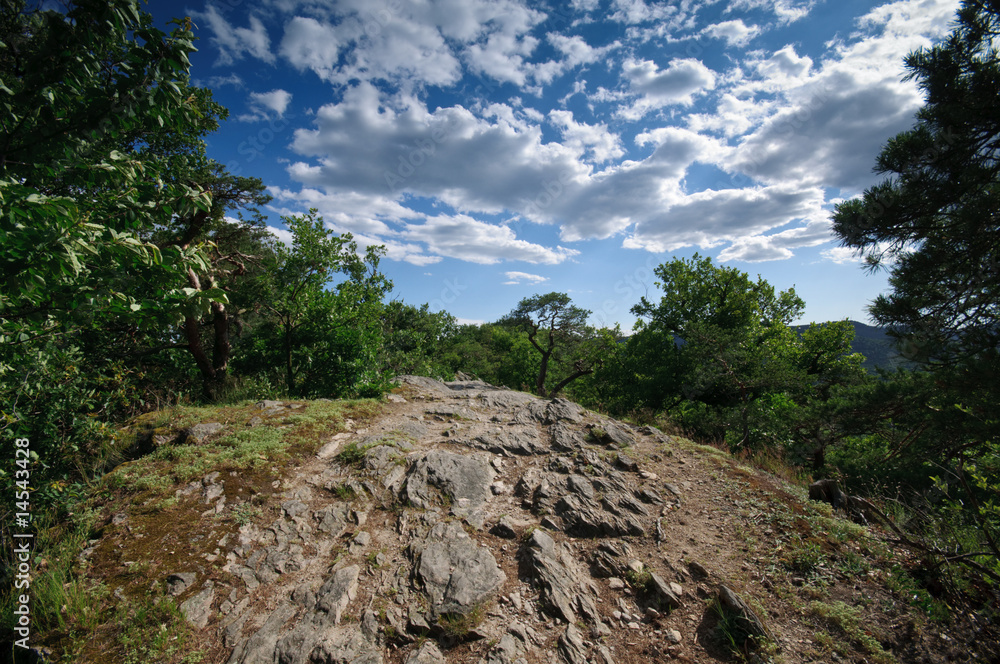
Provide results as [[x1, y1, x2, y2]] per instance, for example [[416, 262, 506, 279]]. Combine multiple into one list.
[[629, 254, 805, 449], [831, 0, 1000, 582], [831, 0, 999, 444], [500, 292, 613, 397], [253, 211, 391, 397], [0, 0, 267, 499], [378, 302, 457, 378]]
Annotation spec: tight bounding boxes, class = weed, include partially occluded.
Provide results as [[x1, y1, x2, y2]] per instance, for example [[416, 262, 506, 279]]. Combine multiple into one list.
[[808, 600, 896, 664], [887, 566, 951, 621], [437, 604, 484, 640], [231, 503, 263, 526], [781, 537, 829, 578], [335, 441, 374, 466], [624, 568, 653, 591], [711, 598, 777, 661], [330, 484, 359, 501]]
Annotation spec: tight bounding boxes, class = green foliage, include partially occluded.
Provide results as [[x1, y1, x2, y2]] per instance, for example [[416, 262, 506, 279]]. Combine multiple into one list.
[[378, 302, 457, 379], [245, 209, 392, 398], [499, 292, 618, 397], [434, 322, 540, 391], [607, 254, 868, 459], [831, 0, 1000, 524]]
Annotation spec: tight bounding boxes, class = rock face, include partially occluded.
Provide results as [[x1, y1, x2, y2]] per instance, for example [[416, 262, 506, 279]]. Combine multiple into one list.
[[414, 521, 506, 621], [118, 374, 788, 664]]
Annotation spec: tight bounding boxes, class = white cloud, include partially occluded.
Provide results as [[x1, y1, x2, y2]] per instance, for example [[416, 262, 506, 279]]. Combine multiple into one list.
[[504, 271, 549, 285], [404, 215, 579, 265], [821, 246, 866, 264], [702, 19, 760, 46], [717, 219, 834, 262], [549, 110, 624, 163], [197, 5, 274, 65], [287, 83, 589, 217], [238, 89, 293, 122], [724, 0, 816, 25], [722, 0, 960, 193], [620, 58, 716, 118], [267, 225, 293, 246], [623, 185, 827, 253], [280, 17, 343, 80]]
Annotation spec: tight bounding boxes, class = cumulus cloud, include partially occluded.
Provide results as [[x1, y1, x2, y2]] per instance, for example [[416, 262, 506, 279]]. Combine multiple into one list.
[[504, 271, 549, 285], [717, 219, 834, 262], [822, 246, 866, 264], [197, 5, 274, 65], [549, 110, 624, 163], [252, 0, 960, 270], [702, 19, 760, 46], [403, 215, 579, 265], [620, 58, 717, 118], [623, 185, 827, 253], [723, 0, 959, 193], [724, 0, 817, 25], [238, 89, 292, 122]]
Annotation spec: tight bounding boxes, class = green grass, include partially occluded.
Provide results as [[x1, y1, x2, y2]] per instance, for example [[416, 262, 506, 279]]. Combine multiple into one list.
[[335, 440, 375, 465], [230, 502, 263, 526], [808, 600, 896, 664], [437, 604, 485, 640]]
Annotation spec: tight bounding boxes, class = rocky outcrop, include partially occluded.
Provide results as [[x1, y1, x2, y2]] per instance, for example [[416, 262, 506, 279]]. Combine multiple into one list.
[[108, 374, 805, 664], [413, 521, 506, 622]]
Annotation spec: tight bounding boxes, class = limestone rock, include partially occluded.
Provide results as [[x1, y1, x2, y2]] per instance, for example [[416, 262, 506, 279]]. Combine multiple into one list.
[[405, 640, 446, 664], [468, 428, 548, 456], [166, 572, 197, 596], [414, 521, 506, 621], [716, 585, 772, 649], [180, 581, 215, 628], [184, 422, 224, 443], [403, 450, 495, 515]]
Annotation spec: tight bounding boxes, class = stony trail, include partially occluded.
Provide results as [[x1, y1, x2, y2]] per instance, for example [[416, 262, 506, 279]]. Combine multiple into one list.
[[73, 376, 977, 664]]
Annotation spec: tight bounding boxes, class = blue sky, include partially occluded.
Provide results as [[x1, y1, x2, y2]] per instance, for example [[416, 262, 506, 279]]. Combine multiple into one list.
[[145, 0, 959, 329]]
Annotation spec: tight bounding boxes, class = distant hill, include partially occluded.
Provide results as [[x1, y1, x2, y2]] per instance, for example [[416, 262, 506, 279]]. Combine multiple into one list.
[[796, 320, 911, 373]]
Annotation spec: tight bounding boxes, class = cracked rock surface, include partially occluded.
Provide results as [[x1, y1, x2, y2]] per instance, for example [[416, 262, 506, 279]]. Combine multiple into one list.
[[84, 372, 953, 664]]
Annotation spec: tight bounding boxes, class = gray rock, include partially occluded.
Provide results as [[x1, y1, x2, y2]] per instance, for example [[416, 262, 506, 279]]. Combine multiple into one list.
[[414, 521, 506, 620], [427, 405, 476, 421], [545, 398, 585, 423], [550, 423, 585, 451], [557, 625, 589, 664], [614, 452, 639, 472], [592, 423, 633, 448], [403, 450, 495, 515], [306, 626, 383, 664], [184, 422, 225, 443], [716, 585, 772, 650], [479, 632, 526, 664], [478, 390, 539, 411], [490, 516, 519, 540], [180, 581, 215, 629], [166, 572, 197, 596], [316, 565, 361, 625], [397, 375, 455, 396], [405, 640, 446, 664], [648, 573, 682, 611], [267, 566, 364, 664], [468, 428, 547, 456], [227, 603, 296, 664], [522, 530, 580, 624]]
